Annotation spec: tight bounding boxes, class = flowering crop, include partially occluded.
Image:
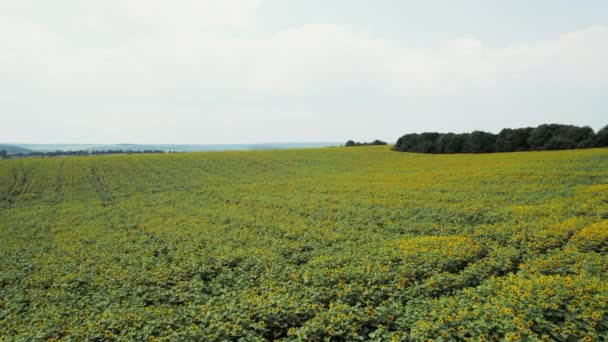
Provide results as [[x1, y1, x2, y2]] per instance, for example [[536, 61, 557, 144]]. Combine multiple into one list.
[[0, 147, 607, 340]]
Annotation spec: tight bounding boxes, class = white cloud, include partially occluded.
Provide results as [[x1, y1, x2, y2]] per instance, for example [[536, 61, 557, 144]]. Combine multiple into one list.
[[121, 0, 261, 33], [5, 17, 604, 97], [0, 1, 607, 143]]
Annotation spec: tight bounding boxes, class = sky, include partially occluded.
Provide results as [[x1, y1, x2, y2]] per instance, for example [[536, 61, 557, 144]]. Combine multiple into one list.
[[1, 0, 607, 144]]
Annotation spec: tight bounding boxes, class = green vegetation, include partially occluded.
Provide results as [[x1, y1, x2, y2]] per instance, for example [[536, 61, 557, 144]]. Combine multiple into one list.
[[345, 140, 388, 147], [394, 123, 607, 153], [1, 147, 607, 340]]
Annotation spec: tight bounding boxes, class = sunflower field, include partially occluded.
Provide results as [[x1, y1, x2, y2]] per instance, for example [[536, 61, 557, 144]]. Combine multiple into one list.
[[0, 147, 607, 341]]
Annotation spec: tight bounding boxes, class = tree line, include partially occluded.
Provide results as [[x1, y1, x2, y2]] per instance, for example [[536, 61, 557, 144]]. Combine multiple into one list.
[[345, 139, 388, 147], [393, 124, 608, 154], [0, 149, 166, 159]]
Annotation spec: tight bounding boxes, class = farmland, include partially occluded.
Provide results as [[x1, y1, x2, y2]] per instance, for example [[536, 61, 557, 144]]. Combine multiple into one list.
[[0, 147, 607, 341]]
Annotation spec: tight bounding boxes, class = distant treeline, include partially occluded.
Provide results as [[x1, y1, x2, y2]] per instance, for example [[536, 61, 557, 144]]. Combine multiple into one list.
[[345, 139, 388, 147], [393, 124, 608, 154], [1, 149, 166, 159]]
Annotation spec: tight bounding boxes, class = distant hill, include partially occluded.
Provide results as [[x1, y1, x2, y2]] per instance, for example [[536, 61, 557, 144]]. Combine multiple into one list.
[[0, 144, 38, 155], [85, 143, 340, 152], [14, 144, 104, 152], [4, 142, 341, 154]]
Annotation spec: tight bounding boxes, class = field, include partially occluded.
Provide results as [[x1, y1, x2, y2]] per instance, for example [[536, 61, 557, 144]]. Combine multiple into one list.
[[1, 147, 607, 341]]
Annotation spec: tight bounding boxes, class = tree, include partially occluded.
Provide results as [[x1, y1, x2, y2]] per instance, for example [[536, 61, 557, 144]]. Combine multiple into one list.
[[510, 127, 533, 151], [0, 150, 7, 159], [528, 124, 557, 150], [463, 131, 496, 153], [435, 133, 454, 153], [496, 129, 514, 152], [434, 133, 468, 153], [416, 133, 440, 153], [565, 126, 595, 147], [393, 123, 598, 154], [527, 124, 594, 150], [393, 133, 425, 152], [346, 139, 387, 147], [370, 139, 388, 146], [496, 128, 533, 152], [597, 125, 608, 147]]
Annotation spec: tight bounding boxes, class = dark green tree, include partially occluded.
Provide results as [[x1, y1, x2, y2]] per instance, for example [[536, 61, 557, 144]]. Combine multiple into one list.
[[346, 139, 387, 147], [528, 124, 557, 150], [463, 131, 496, 153], [497, 128, 533, 152], [510, 127, 533, 151], [394, 123, 598, 154], [496, 129, 514, 152], [0, 150, 7, 159], [435, 133, 454, 153], [564, 126, 595, 148], [597, 125, 608, 147]]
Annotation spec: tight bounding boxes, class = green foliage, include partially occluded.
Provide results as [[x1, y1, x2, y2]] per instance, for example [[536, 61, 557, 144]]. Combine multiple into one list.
[[344, 140, 388, 147], [394, 123, 605, 154], [1, 147, 607, 340], [527, 124, 595, 150], [597, 125, 608, 147], [463, 131, 497, 153]]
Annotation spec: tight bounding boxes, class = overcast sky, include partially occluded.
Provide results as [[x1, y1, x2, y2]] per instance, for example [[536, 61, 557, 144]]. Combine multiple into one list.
[[1, 0, 607, 144]]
